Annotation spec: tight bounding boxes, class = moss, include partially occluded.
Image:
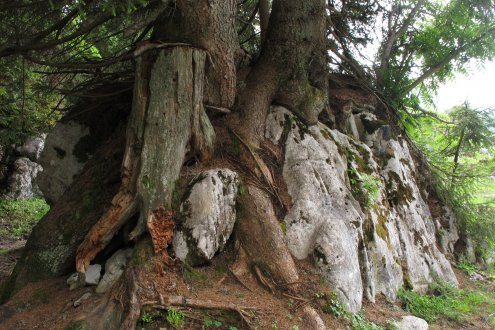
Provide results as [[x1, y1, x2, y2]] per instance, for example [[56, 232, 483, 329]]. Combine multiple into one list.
[[130, 239, 153, 267], [374, 205, 390, 243]]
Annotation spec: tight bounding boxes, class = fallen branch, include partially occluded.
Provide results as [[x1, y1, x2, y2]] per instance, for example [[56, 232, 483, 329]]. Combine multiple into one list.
[[142, 296, 259, 312]]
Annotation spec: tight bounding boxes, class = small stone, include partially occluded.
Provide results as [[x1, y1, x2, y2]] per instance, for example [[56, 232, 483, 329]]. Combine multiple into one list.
[[73, 292, 92, 307], [394, 315, 428, 330], [84, 264, 101, 286], [96, 249, 132, 294], [470, 272, 484, 281], [67, 272, 85, 291]]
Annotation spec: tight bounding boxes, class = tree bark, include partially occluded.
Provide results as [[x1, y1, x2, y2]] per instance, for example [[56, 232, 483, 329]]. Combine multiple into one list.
[[152, 0, 237, 108], [236, 0, 328, 143], [76, 47, 211, 272]]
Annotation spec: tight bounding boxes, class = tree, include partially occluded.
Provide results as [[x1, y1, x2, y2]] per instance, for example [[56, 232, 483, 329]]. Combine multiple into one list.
[[0, 1, 493, 328], [327, 0, 495, 112], [0, 0, 328, 327], [443, 103, 495, 174]]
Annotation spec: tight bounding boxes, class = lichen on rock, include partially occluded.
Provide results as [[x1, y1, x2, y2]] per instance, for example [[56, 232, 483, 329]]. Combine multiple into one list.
[[173, 169, 239, 266], [265, 105, 458, 313]]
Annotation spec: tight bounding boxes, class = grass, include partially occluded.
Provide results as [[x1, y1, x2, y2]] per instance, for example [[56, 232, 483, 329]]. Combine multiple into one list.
[[0, 198, 49, 239], [398, 279, 495, 323], [166, 308, 185, 328], [473, 177, 495, 206], [319, 291, 383, 330]]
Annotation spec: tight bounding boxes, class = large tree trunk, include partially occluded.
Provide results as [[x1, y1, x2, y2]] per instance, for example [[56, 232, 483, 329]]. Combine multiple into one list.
[[236, 0, 328, 143], [76, 47, 212, 273], [153, 0, 237, 108], [4, 1, 331, 328]]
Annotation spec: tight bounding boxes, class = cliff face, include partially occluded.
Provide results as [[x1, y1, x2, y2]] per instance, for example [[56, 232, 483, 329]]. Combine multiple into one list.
[[265, 103, 459, 312]]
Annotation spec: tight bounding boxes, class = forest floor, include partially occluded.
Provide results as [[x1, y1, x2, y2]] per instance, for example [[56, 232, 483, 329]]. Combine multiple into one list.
[[0, 199, 494, 329]]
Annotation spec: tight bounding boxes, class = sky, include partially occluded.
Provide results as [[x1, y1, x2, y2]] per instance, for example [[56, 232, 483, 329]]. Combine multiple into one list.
[[434, 60, 495, 112]]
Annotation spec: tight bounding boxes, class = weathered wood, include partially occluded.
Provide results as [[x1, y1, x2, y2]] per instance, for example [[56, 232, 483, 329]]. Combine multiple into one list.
[[76, 47, 211, 272]]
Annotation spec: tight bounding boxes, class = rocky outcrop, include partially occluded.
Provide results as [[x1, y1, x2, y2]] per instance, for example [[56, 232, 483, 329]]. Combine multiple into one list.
[[173, 169, 239, 266], [37, 121, 90, 204], [265, 106, 458, 312], [15, 135, 46, 162], [3, 157, 43, 199], [0, 135, 46, 199]]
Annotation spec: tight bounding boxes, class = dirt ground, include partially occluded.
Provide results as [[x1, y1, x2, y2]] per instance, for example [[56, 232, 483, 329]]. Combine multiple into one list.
[[0, 242, 494, 330]]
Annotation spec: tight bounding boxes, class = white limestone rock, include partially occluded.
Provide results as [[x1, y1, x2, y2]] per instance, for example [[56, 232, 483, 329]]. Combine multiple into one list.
[[4, 157, 43, 199], [393, 315, 428, 330], [265, 106, 457, 313], [37, 121, 90, 204], [96, 249, 132, 294], [268, 107, 365, 313], [84, 264, 101, 286], [15, 134, 46, 161], [381, 139, 458, 291], [173, 169, 239, 266]]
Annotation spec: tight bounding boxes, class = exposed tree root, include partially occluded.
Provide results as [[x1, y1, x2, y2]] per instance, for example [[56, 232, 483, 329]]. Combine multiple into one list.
[[142, 296, 259, 313], [236, 184, 300, 288], [76, 192, 136, 272]]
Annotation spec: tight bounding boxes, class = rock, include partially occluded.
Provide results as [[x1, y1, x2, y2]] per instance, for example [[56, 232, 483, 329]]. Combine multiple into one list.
[[15, 135, 46, 161], [470, 272, 484, 281], [265, 106, 458, 313], [96, 249, 132, 294], [4, 157, 43, 199], [84, 264, 101, 286], [67, 272, 85, 291], [37, 121, 90, 204], [173, 169, 239, 266], [435, 206, 459, 256], [394, 316, 428, 330], [73, 292, 92, 307], [267, 107, 364, 313], [380, 139, 458, 292]]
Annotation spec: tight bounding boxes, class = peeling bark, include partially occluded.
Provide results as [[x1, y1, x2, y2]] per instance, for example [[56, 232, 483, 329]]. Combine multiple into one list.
[[76, 47, 212, 272]]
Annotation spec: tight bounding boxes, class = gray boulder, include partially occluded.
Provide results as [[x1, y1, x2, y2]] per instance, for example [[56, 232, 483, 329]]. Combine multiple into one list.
[[4, 157, 43, 199], [16, 134, 46, 161], [84, 264, 102, 286], [173, 169, 239, 266], [37, 121, 90, 204], [393, 316, 428, 330], [96, 249, 132, 294], [67, 272, 85, 291]]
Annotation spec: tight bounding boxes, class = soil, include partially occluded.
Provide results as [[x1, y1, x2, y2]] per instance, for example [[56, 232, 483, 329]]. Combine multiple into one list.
[[0, 240, 494, 329], [0, 237, 24, 286]]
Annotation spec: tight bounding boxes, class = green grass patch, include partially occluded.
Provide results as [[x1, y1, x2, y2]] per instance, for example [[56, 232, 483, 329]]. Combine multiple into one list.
[[398, 280, 495, 323], [319, 291, 383, 329], [0, 198, 49, 239], [472, 177, 495, 206]]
